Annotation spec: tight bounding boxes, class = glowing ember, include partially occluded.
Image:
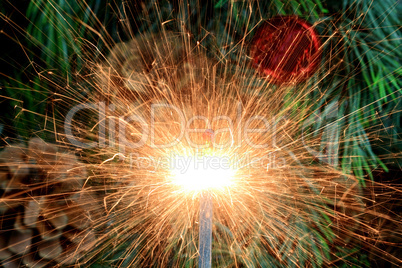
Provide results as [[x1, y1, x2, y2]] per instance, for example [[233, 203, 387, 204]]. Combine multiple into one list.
[[170, 154, 236, 192]]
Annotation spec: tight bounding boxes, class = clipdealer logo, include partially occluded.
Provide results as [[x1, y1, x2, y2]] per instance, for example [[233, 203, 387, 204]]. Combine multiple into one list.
[[64, 100, 339, 168], [64, 101, 278, 150]]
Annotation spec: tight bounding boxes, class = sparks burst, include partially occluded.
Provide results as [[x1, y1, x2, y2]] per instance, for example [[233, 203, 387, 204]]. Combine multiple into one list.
[[0, 0, 401, 267]]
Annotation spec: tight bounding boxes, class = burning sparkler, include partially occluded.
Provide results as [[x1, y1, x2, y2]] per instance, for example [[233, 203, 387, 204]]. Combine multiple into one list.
[[197, 129, 215, 268], [169, 129, 237, 267], [172, 129, 230, 267], [0, 1, 401, 267]]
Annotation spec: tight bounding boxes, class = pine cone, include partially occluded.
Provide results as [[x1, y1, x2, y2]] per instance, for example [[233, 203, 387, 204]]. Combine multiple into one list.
[[0, 138, 101, 267]]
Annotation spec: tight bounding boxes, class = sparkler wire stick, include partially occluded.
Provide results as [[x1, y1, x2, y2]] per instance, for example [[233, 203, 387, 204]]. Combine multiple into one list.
[[199, 129, 215, 268], [199, 192, 213, 268]]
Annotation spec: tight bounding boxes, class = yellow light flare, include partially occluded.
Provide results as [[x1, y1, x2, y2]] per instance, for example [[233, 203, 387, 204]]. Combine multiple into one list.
[[170, 153, 236, 192]]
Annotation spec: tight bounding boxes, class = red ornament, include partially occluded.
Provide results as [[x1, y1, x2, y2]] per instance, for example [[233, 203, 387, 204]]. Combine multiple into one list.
[[250, 16, 322, 84]]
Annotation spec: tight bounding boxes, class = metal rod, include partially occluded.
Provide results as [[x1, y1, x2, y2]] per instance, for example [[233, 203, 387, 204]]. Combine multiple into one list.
[[199, 193, 213, 268]]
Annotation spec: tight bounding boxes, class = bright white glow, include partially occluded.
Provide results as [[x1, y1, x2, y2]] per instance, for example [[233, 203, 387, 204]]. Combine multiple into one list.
[[170, 154, 235, 191]]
